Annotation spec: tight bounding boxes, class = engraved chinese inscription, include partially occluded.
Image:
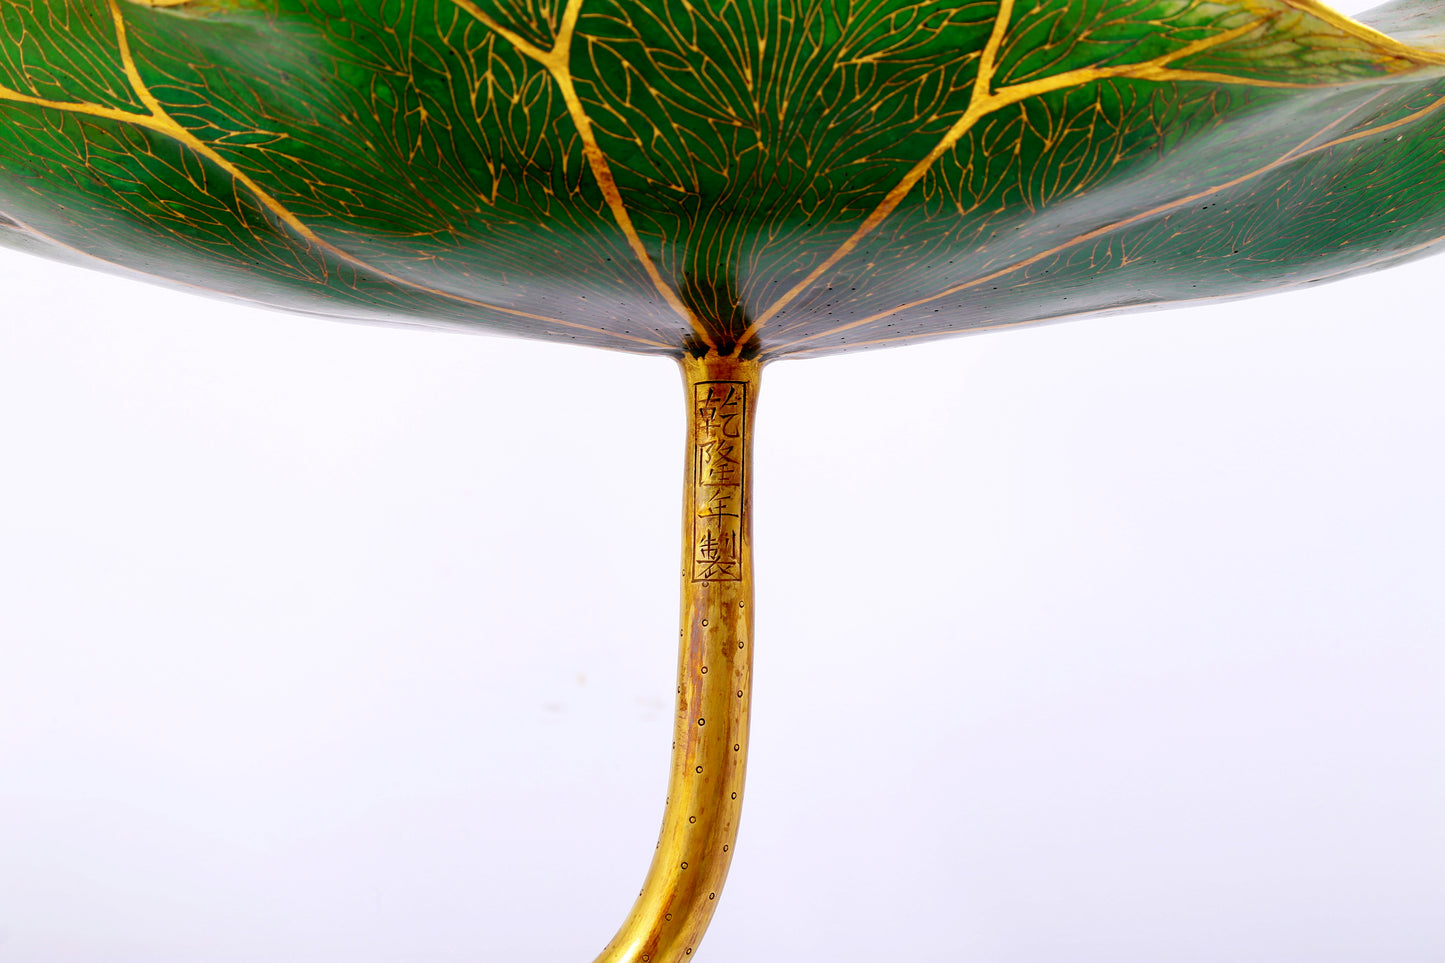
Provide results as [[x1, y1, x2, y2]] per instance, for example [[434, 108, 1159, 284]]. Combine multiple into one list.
[[693, 381, 746, 582]]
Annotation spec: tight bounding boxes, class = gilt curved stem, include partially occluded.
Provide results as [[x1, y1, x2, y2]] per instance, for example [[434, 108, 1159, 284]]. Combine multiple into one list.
[[593, 353, 761, 963]]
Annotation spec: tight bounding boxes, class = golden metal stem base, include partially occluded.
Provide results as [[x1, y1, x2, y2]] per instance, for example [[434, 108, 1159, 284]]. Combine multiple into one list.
[[592, 353, 762, 963]]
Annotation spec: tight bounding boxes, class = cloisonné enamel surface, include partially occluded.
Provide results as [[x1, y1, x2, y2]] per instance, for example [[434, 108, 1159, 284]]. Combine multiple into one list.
[[1, 0, 1443, 359]]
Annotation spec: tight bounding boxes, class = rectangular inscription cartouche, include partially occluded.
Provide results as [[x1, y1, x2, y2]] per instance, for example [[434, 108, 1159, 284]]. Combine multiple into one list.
[[692, 381, 746, 582]]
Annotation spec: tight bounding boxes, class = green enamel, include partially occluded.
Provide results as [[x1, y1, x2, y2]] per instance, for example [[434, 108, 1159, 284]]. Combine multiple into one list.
[[0, 0, 1442, 358]]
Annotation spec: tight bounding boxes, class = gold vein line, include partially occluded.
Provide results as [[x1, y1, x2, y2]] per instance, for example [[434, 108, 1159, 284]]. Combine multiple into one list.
[[737, 13, 1272, 346], [165, 124, 667, 344], [973, 0, 1017, 105], [446, 0, 550, 61], [771, 91, 1445, 353], [0, 3, 668, 350], [109, 0, 168, 116], [1279, 0, 1445, 66], [987, 19, 1298, 103], [550, 68, 716, 347], [783, 226, 1445, 357], [0, 83, 160, 127], [735, 0, 1019, 344], [1095, 67, 1318, 89], [449, 0, 716, 351]]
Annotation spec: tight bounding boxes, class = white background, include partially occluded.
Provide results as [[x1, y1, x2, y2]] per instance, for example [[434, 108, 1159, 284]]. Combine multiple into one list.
[[3, 242, 1442, 963], [1, 12, 1443, 959]]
